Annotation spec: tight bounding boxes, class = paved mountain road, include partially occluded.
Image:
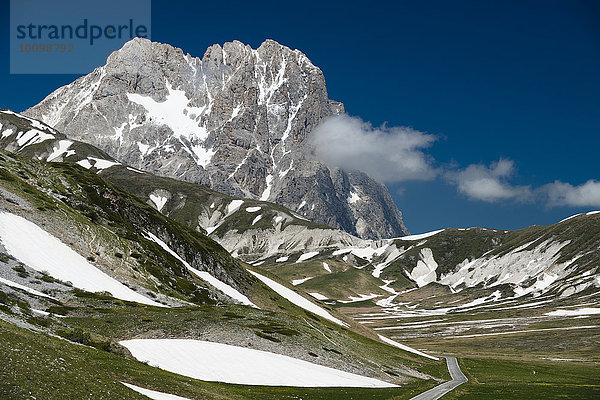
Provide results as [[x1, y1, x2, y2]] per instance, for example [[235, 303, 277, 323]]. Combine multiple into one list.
[[410, 356, 468, 400]]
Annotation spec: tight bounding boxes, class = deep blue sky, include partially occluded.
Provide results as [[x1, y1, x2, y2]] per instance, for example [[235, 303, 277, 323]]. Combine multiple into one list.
[[1, 0, 599, 233]]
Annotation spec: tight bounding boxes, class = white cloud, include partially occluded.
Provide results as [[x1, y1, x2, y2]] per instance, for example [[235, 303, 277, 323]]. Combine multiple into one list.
[[310, 115, 597, 209], [542, 180, 600, 207], [447, 159, 532, 202], [309, 115, 436, 182]]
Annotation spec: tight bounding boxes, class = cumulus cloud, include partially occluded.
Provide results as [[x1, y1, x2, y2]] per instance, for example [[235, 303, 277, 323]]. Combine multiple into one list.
[[542, 180, 600, 207], [446, 159, 533, 202], [309, 115, 437, 182], [310, 115, 598, 209]]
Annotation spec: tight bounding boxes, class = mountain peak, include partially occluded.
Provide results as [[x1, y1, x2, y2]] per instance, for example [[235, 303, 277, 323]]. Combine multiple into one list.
[[24, 38, 408, 240]]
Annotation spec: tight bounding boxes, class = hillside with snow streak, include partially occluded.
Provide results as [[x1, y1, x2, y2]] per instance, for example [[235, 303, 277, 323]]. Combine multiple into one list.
[[0, 212, 162, 306]]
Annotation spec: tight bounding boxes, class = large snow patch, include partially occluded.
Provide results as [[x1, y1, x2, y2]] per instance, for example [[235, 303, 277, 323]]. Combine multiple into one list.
[[0, 212, 161, 306], [120, 339, 395, 387]]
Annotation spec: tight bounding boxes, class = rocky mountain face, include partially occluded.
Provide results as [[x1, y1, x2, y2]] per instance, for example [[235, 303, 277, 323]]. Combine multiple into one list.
[[24, 38, 408, 240]]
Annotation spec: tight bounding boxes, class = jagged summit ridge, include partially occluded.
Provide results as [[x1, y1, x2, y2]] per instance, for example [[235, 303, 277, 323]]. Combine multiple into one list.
[[25, 38, 408, 240]]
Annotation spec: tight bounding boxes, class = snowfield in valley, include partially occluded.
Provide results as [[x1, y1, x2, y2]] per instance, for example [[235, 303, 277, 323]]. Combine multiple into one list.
[[120, 339, 396, 387], [546, 307, 600, 317]]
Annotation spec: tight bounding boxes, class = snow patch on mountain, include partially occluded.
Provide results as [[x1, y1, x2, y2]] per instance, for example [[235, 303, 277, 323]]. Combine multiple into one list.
[[338, 293, 381, 303], [347, 191, 360, 204], [127, 80, 214, 167], [1, 128, 14, 138], [0, 276, 57, 300], [559, 213, 583, 223], [150, 193, 169, 212], [292, 277, 313, 286], [409, 248, 438, 287], [332, 243, 390, 261], [46, 140, 74, 161], [76, 159, 93, 169], [88, 157, 119, 171], [398, 229, 445, 241], [16, 129, 54, 148], [127, 80, 208, 141], [372, 246, 409, 278], [75, 157, 120, 172], [227, 199, 244, 214], [297, 251, 319, 263], [439, 239, 572, 296]]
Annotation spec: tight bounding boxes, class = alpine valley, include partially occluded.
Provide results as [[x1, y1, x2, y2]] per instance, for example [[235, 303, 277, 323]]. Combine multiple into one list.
[[1, 39, 598, 400]]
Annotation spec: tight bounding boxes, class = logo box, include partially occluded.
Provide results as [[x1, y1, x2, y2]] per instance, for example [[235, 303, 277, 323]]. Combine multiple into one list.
[[10, 0, 151, 74]]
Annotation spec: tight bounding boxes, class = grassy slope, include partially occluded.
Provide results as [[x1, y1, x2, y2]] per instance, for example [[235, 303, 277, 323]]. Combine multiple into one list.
[[0, 319, 439, 400], [297, 266, 389, 300], [0, 151, 379, 337], [379, 214, 600, 287], [0, 150, 450, 397], [0, 151, 285, 308], [100, 166, 330, 236], [262, 259, 349, 282], [262, 258, 390, 301], [445, 357, 600, 400], [3, 111, 599, 399], [0, 280, 447, 400]]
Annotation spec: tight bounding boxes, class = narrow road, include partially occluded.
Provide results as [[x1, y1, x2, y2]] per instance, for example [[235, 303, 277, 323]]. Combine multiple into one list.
[[410, 356, 468, 400]]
